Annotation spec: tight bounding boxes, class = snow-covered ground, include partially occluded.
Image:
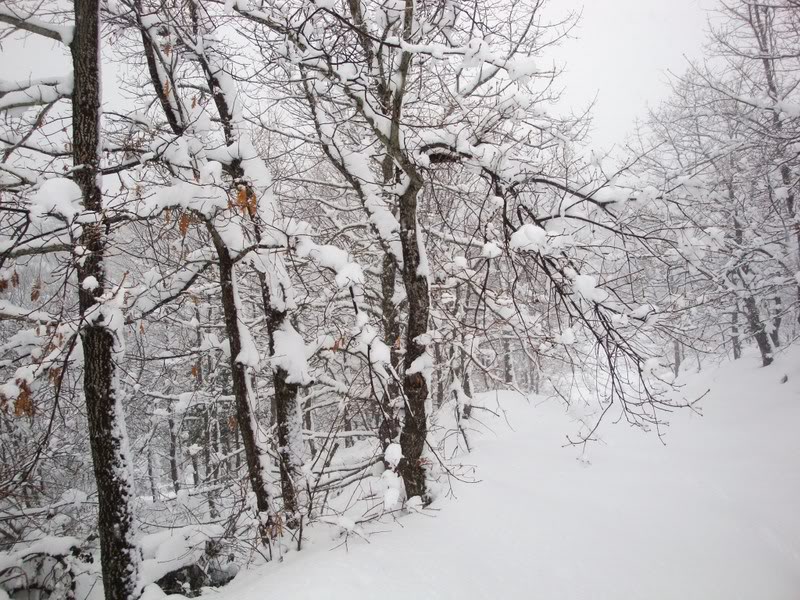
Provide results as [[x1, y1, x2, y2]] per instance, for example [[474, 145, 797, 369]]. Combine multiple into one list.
[[209, 350, 800, 600]]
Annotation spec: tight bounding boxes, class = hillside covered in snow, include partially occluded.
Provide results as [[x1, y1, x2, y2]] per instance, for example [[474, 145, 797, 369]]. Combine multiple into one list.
[[171, 349, 799, 600]]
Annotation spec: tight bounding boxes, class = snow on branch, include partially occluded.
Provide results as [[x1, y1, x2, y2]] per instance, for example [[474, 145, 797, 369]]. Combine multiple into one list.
[[0, 7, 74, 45]]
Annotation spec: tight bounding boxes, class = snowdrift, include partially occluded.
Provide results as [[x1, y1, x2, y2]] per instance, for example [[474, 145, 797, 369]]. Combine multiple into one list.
[[143, 348, 800, 599]]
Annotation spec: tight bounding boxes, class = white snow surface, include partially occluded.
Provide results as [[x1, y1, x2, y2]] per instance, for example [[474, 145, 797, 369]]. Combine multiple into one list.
[[180, 350, 800, 599], [30, 177, 82, 220]]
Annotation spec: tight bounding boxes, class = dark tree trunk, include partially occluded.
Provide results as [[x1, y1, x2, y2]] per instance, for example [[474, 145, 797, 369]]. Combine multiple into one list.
[[72, 2, 141, 598], [303, 398, 316, 458], [378, 227, 401, 451], [190, 454, 200, 487], [272, 337, 303, 518], [458, 288, 475, 401], [167, 401, 180, 494], [256, 254, 305, 521], [434, 340, 445, 408], [731, 203, 771, 367], [204, 411, 219, 518], [232, 414, 241, 472], [147, 448, 159, 503], [503, 337, 514, 385], [770, 296, 781, 348], [212, 237, 275, 544], [779, 164, 800, 326], [732, 305, 742, 360], [342, 406, 354, 449], [743, 294, 773, 367], [397, 180, 430, 502]]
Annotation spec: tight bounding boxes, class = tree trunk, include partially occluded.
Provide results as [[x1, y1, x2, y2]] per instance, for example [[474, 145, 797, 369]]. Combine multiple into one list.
[[778, 164, 800, 326], [147, 448, 159, 504], [743, 294, 773, 366], [503, 336, 514, 385], [342, 405, 354, 449], [167, 401, 180, 494], [732, 305, 742, 360], [271, 342, 305, 518], [378, 249, 401, 450], [770, 296, 781, 348], [212, 239, 275, 545], [434, 340, 445, 408], [397, 180, 430, 502], [256, 258, 306, 522], [190, 454, 200, 487], [72, 2, 141, 598], [303, 397, 316, 458], [205, 410, 219, 518]]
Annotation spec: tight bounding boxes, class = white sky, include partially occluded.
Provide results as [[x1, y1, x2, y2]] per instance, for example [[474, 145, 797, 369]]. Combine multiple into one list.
[[549, 0, 712, 151]]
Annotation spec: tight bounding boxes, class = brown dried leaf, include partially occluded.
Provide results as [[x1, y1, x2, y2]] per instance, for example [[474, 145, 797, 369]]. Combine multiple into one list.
[[235, 188, 248, 214], [14, 381, 34, 417], [48, 367, 62, 385], [178, 213, 191, 237], [30, 277, 42, 302], [248, 193, 257, 215]]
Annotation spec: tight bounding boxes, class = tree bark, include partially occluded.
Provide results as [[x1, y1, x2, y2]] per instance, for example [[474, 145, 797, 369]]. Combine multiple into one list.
[[273, 366, 304, 518], [264, 301, 305, 521], [212, 237, 275, 544], [732, 305, 742, 360], [147, 448, 159, 503], [397, 180, 430, 502], [72, 1, 141, 598], [743, 294, 773, 367], [503, 336, 514, 385], [167, 400, 180, 494], [770, 296, 781, 348]]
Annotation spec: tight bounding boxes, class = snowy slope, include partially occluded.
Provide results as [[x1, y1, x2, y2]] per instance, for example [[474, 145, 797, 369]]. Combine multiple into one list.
[[205, 350, 800, 600]]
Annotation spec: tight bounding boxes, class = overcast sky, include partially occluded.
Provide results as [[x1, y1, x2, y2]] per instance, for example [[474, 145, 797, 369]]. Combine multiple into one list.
[[550, 0, 712, 151]]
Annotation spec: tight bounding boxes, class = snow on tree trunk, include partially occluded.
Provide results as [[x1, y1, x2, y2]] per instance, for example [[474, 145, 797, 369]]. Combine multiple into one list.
[[503, 337, 515, 386], [213, 239, 275, 545], [71, 1, 141, 597], [732, 306, 742, 360], [264, 300, 307, 523], [397, 179, 431, 502], [167, 400, 180, 494], [743, 295, 774, 367], [147, 447, 159, 504]]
